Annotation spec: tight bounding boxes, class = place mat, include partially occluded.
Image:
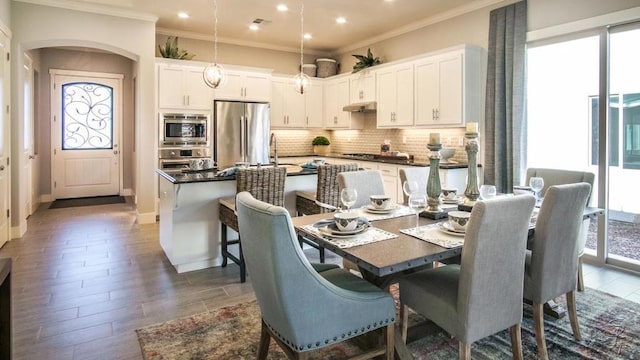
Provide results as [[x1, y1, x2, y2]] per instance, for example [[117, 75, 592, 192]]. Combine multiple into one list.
[[400, 223, 464, 248], [353, 205, 415, 221], [301, 225, 398, 249]]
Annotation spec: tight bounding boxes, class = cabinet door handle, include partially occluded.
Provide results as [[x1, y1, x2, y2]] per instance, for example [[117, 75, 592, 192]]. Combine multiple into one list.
[[306, 116, 309, 125], [186, 95, 190, 106]]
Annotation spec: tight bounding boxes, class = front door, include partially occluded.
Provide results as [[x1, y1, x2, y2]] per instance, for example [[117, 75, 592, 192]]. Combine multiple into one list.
[[50, 70, 123, 199]]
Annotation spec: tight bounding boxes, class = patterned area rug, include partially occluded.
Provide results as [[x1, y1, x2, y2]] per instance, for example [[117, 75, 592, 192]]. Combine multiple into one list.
[[136, 288, 640, 359]]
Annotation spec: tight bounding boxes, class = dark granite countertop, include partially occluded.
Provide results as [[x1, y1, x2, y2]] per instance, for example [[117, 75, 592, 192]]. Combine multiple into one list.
[[281, 154, 475, 169], [156, 165, 318, 185]]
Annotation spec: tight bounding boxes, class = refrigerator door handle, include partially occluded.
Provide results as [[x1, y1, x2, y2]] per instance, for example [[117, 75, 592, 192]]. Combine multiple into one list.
[[240, 116, 242, 161], [244, 116, 249, 163]]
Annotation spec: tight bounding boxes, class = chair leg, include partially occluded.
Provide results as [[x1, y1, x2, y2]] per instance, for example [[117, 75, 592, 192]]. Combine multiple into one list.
[[533, 302, 549, 360], [238, 240, 246, 283], [385, 323, 394, 360], [257, 320, 271, 360], [221, 223, 228, 267], [510, 323, 523, 360], [577, 257, 585, 292], [567, 291, 582, 341], [400, 303, 409, 344], [459, 341, 471, 360]]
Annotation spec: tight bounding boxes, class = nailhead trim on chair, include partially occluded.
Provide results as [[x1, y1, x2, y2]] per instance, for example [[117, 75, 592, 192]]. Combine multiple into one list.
[[266, 318, 393, 353]]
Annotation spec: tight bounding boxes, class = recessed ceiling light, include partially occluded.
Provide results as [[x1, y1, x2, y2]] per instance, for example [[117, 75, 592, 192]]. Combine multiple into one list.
[[277, 4, 288, 12], [304, 33, 312, 40], [177, 12, 189, 19], [249, 24, 259, 31], [336, 17, 346, 24]]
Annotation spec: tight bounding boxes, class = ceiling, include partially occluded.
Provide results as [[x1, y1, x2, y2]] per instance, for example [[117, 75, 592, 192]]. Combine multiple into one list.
[[38, 0, 504, 54]]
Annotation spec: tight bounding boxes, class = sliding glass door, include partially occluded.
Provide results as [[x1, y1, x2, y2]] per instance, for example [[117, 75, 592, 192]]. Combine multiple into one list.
[[606, 25, 640, 267], [527, 22, 640, 271]]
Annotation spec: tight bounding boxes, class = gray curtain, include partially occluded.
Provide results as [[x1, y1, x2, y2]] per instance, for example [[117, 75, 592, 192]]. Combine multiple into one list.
[[484, 0, 527, 193]]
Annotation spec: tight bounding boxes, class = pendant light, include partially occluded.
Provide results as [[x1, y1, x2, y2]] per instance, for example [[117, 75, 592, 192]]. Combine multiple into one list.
[[203, 0, 226, 88], [293, 0, 310, 94]]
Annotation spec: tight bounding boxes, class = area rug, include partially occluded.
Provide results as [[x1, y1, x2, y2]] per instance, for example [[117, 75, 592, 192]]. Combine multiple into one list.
[[136, 288, 640, 359], [48, 195, 125, 209]]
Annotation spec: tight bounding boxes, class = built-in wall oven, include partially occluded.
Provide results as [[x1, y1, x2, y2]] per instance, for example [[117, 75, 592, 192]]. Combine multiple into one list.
[[158, 113, 213, 173]]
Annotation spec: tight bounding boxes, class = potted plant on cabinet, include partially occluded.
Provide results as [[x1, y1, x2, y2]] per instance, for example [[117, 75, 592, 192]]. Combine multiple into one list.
[[312, 136, 331, 155]]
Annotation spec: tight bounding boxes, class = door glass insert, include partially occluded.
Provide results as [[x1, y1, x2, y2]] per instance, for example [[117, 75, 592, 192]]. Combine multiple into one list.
[[62, 82, 113, 150]]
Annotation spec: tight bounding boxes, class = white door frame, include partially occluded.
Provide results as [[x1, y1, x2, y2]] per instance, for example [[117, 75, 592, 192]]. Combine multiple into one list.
[[49, 69, 124, 199], [23, 53, 35, 217]]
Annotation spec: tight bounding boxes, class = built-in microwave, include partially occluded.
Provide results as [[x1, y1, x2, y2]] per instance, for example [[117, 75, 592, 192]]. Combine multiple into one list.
[[160, 113, 209, 146]]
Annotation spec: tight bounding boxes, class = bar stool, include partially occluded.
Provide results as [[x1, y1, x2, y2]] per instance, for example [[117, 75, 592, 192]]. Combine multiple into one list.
[[295, 163, 358, 262], [219, 167, 286, 282]]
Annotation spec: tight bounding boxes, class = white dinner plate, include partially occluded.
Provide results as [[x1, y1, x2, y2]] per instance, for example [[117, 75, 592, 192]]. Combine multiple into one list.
[[365, 204, 400, 214], [439, 223, 466, 237], [318, 223, 369, 238], [442, 196, 463, 204]]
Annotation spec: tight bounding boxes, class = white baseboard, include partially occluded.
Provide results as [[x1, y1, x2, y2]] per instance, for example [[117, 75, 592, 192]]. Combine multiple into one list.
[[40, 193, 53, 203], [11, 219, 27, 239], [137, 211, 157, 224]]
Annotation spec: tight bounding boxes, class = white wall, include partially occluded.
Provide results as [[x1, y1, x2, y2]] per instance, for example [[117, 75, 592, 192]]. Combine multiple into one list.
[[10, 2, 157, 236], [0, 0, 9, 29]]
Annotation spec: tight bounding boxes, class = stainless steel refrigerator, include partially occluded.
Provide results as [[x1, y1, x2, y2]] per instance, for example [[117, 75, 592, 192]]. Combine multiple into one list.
[[214, 100, 270, 168]]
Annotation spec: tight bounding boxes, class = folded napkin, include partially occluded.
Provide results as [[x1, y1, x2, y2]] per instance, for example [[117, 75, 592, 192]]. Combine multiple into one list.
[[300, 162, 318, 170], [216, 167, 238, 177]]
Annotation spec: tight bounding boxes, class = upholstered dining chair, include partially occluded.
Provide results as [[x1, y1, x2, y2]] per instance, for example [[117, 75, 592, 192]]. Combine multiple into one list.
[[399, 167, 428, 205], [296, 163, 359, 262], [337, 170, 386, 208], [399, 195, 536, 360], [524, 183, 591, 359], [525, 168, 595, 291], [236, 191, 396, 360], [219, 167, 286, 283]]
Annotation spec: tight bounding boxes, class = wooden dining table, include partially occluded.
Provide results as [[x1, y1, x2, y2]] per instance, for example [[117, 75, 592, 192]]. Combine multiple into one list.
[[292, 204, 605, 360]]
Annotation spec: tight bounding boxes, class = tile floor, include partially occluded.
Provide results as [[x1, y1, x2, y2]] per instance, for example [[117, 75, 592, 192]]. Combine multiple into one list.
[[0, 199, 638, 359]]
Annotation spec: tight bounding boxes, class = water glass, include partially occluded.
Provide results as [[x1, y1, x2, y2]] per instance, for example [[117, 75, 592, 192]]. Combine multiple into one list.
[[402, 181, 419, 203], [340, 188, 358, 211], [479, 184, 497, 200], [529, 177, 544, 201], [408, 192, 427, 229]]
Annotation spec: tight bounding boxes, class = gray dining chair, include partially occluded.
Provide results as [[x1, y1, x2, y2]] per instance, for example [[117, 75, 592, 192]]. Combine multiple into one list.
[[525, 168, 595, 291], [235, 191, 396, 360], [524, 183, 591, 359], [399, 167, 428, 205], [399, 195, 536, 360], [337, 170, 386, 208]]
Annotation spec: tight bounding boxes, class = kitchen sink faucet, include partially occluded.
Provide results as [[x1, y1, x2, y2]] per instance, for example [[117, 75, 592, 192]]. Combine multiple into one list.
[[270, 133, 278, 167]]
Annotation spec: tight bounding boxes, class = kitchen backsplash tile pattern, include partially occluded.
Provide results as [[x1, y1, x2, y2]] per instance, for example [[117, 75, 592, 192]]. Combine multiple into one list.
[[271, 116, 469, 164]]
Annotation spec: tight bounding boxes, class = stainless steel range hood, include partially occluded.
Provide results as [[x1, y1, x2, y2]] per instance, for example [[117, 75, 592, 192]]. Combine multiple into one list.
[[342, 101, 377, 112]]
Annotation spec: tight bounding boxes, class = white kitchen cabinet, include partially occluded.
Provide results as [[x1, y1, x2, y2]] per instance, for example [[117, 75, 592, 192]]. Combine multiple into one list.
[[271, 77, 306, 128], [349, 69, 376, 104], [414, 45, 481, 127], [214, 68, 272, 102], [376, 62, 414, 127], [305, 82, 324, 128], [157, 62, 213, 110], [324, 76, 363, 129], [271, 76, 323, 129]]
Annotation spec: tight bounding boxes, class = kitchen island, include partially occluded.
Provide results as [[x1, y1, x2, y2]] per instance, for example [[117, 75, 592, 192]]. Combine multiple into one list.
[[156, 165, 318, 273]]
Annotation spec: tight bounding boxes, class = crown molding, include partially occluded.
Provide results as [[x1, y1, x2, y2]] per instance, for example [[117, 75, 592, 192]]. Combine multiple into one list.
[[14, 0, 158, 23], [335, 0, 505, 54], [155, 27, 328, 56]]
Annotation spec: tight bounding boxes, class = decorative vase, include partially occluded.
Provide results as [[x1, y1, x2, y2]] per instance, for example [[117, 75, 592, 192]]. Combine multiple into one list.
[[313, 145, 330, 155]]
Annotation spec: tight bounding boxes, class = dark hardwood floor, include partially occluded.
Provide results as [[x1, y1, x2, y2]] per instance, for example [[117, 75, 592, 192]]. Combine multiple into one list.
[[0, 198, 320, 359]]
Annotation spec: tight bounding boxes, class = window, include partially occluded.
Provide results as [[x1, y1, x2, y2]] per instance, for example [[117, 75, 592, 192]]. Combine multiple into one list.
[[61, 82, 113, 150]]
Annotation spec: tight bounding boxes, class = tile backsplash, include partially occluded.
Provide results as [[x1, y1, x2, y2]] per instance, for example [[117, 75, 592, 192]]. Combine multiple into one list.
[[271, 115, 469, 164]]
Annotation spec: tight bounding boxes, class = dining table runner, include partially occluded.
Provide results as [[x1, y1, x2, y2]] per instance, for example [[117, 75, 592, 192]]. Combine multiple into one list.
[[301, 225, 398, 249], [400, 223, 465, 248]]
